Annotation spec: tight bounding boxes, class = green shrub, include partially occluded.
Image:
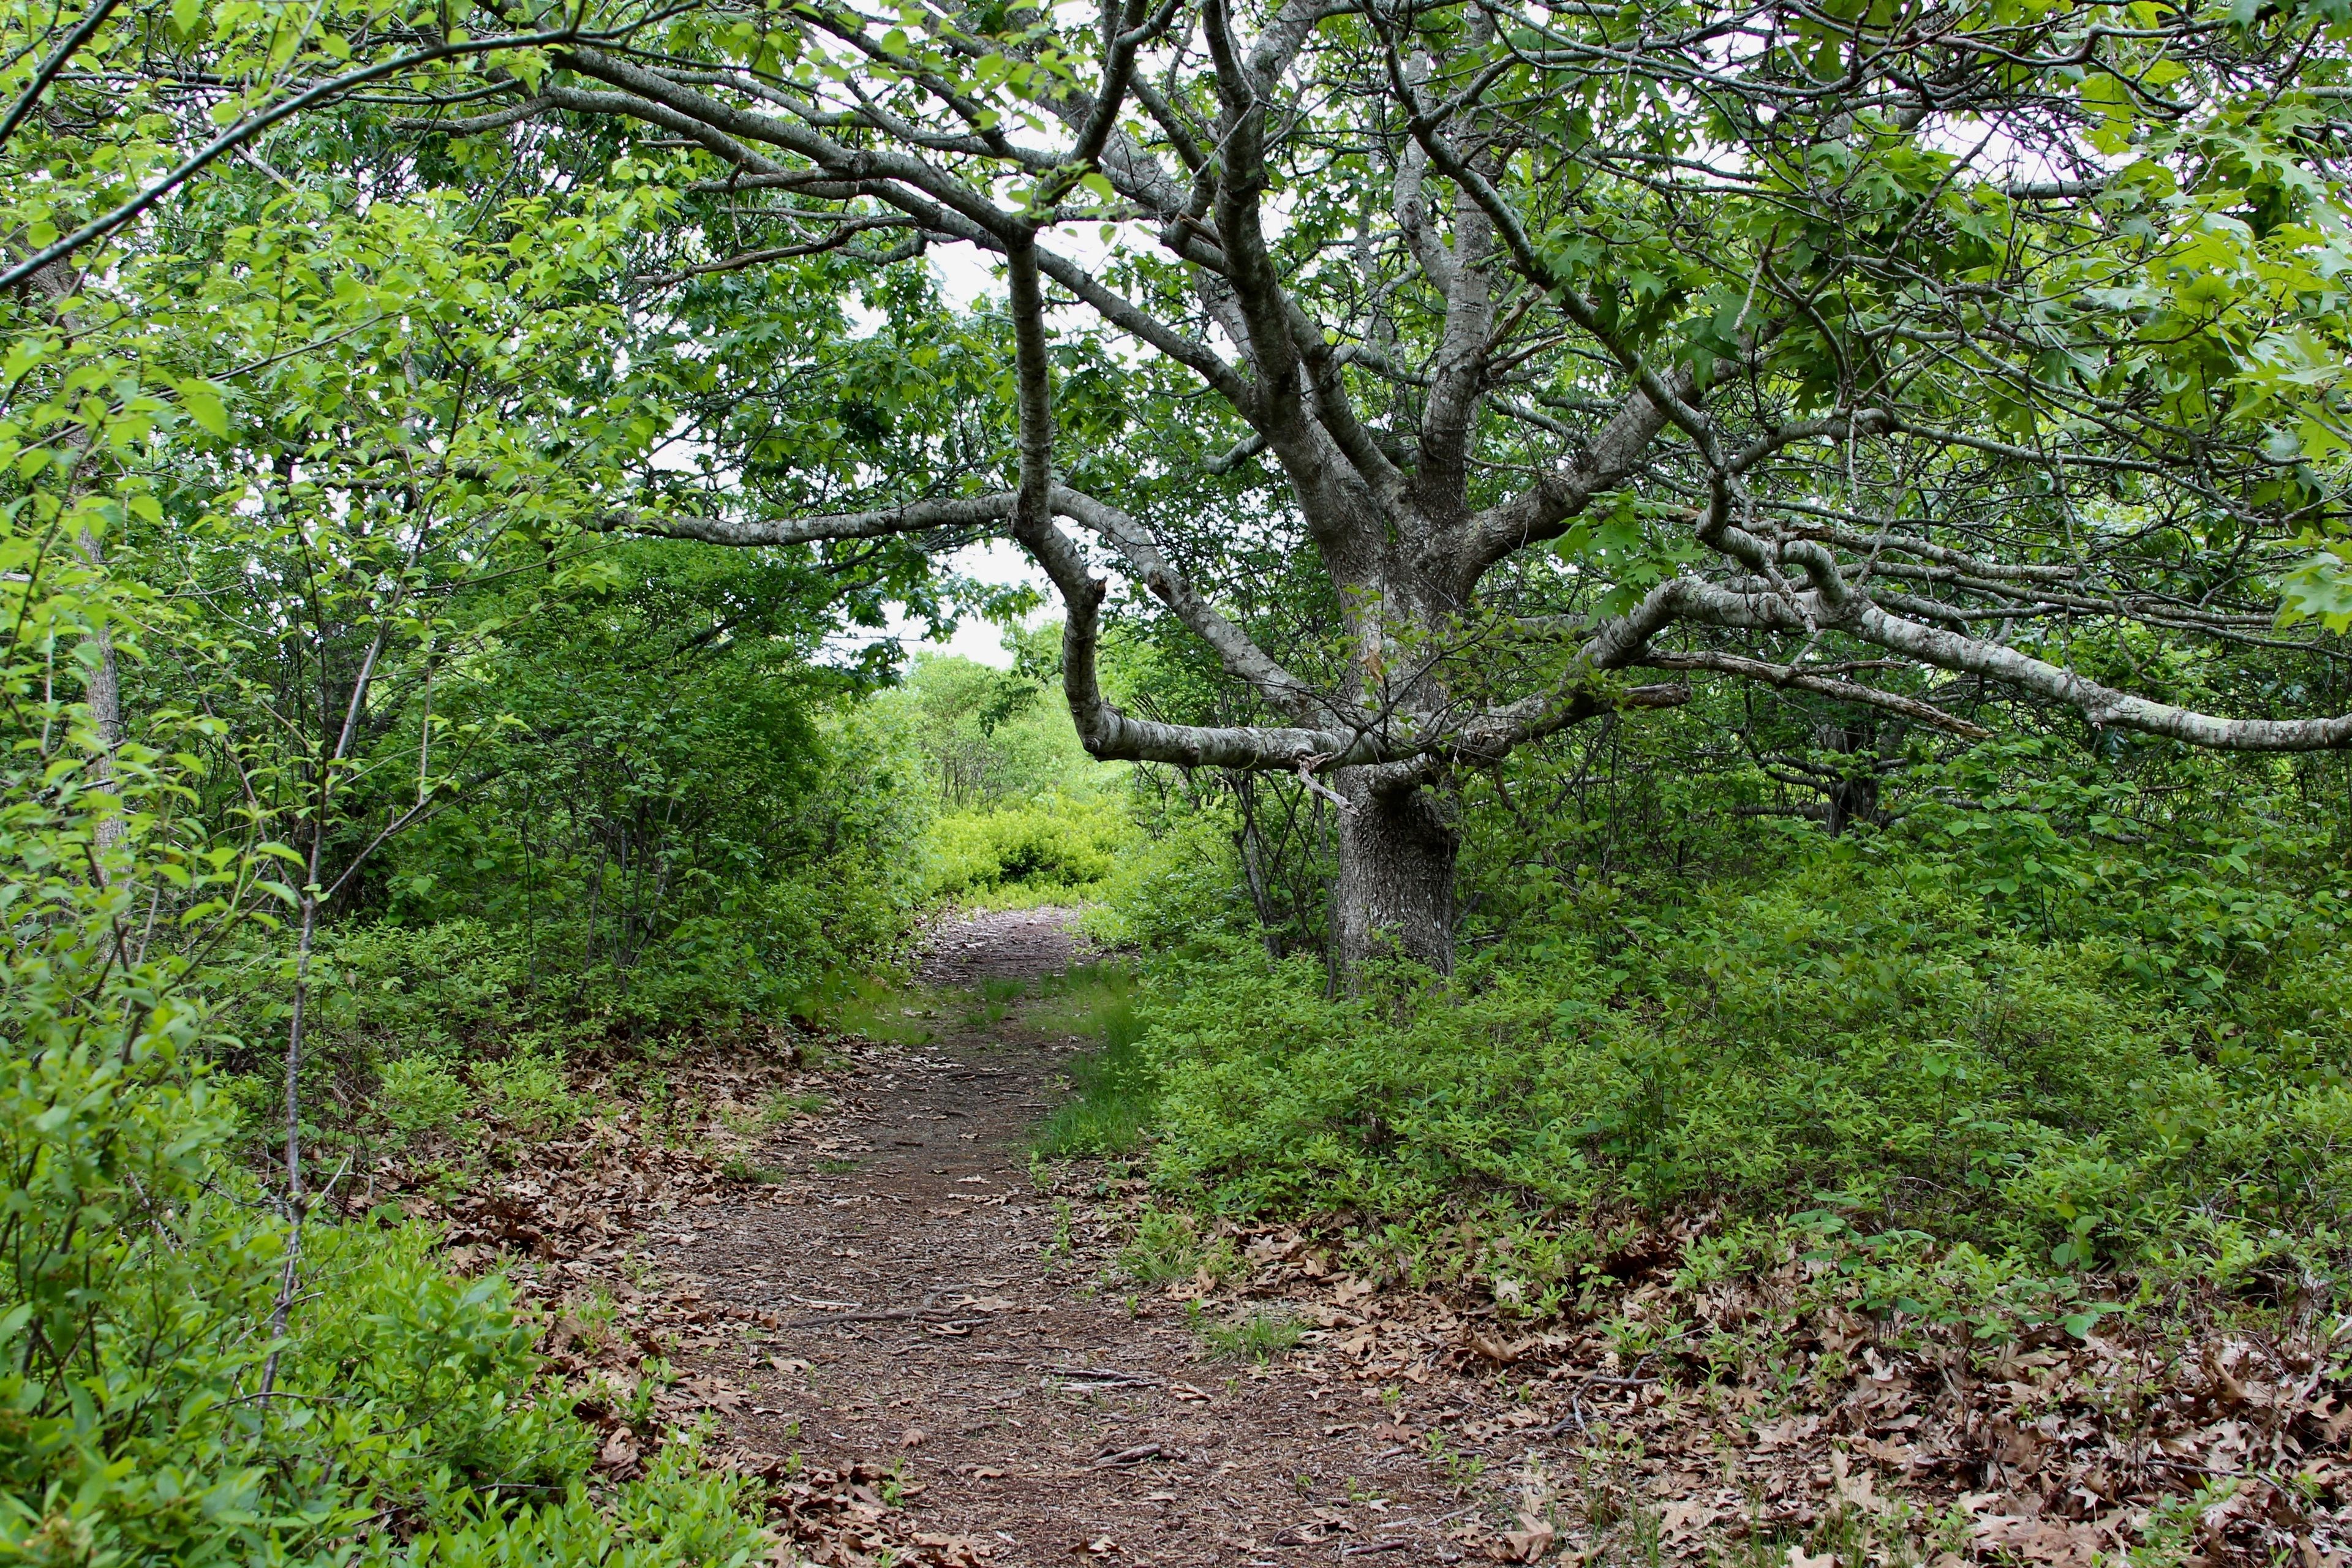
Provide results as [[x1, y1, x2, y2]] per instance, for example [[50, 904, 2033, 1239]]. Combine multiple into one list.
[[1133, 851, 2352, 1302], [0, 552, 769, 1565], [366, 1438, 769, 1566], [479, 1050, 589, 1134], [0, 1019, 761, 1566], [380, 1057, 472, 1139], [1079, 812, 1250, 949], [928, 793, 1139, 902], [316, 919, 529, 1060], [0, 930, 758, 1566]]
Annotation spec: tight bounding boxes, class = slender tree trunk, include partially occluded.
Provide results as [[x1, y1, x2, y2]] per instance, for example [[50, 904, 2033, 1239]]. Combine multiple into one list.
[[77, 586, 123, 872], [1232, 781, 1282, 959], [68, 508, 122, 876], [34, 274, 123, 877], [258, 886, 317, 1398], [1332, 769, 1458, 974]]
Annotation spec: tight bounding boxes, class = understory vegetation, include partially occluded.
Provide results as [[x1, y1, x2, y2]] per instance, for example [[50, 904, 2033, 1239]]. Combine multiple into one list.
[[12, 522, 2348, 1563], [1054, 725, 2352, 1335]]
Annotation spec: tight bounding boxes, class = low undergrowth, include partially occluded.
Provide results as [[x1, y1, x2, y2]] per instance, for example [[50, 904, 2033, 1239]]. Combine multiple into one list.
[[1116, 845, 2350, 1333], [926, 795, 1139, 906], [0, 1028, 778, 1567], [1078, 1191, 2352, 1568], [1031, 965, 1151, 1158], [1198, 1306, 1305, 1363]]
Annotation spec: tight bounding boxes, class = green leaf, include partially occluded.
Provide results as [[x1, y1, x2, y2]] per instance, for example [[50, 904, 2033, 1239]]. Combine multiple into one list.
[[176, 379, 228, 438], [2277, 548, 2352, 633]]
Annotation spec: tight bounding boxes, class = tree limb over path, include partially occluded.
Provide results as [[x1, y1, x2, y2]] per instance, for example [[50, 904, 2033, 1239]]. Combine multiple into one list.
[[372, 0, 2352, 960]]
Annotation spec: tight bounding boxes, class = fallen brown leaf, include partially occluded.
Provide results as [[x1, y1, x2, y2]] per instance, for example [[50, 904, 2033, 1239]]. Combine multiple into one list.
[[1499, 1515, 1556, 1562]]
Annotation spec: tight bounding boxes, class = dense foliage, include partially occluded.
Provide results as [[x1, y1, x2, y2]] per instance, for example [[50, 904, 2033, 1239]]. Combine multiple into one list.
[[0, 552, 772, 1564], [1035, 693, 2352, 1329], [881, 646, 1143, 907]]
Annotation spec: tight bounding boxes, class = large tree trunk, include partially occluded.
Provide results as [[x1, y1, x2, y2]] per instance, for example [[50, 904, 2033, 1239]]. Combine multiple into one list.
[[1333, 769, 1458, 974]]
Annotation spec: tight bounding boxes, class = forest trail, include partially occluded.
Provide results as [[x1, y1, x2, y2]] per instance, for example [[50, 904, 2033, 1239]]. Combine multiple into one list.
[[470, 907, 2352, 1568], [648, 908, 1513, 1567]]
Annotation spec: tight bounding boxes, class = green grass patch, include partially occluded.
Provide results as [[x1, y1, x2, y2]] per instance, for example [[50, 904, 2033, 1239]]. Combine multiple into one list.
[[1031, 978, 1153, 1158], [1029, 963, 1137, 1036], [765, 1089, 831, 1120], [719, 1088, 831, 1138], [1199, 1307, 1303, 1363], [954, 974, 1031, 1030], [1119, 1208, 1238, 1286], [823, 974, 943, 1046]]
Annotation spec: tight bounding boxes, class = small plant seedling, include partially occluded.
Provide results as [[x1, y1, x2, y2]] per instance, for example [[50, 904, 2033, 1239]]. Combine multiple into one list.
[[1201, 1309, 1302, 1363], [1426, 1430, 1487, 1490], [571, 1288, 619, 1335], [764, 1089, 831, 1123], [1629, 1500, 1664, 1568]]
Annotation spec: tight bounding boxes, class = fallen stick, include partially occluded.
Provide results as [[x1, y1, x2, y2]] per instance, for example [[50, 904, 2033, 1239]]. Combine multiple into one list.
[[1092, 1442, 1185, 1468], [1041, 1365, 1162, 1386]]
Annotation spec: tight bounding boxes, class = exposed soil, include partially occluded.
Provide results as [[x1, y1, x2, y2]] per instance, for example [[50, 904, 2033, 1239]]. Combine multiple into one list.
[[649, 907, 1506, 1565], [913, 905, 1094, 989]]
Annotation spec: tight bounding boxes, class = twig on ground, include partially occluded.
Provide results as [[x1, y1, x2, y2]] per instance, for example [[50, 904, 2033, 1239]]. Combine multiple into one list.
[[1092, 1441, 1186, 1467], [1042, 1365, 1162, 1386]]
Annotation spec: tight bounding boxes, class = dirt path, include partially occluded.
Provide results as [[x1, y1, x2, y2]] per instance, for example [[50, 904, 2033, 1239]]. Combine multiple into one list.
[[650, 908, 1509, 1566]]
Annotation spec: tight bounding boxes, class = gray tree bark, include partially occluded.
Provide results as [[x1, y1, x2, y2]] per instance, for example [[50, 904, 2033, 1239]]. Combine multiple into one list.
[[1333, 769, 1459, 973]]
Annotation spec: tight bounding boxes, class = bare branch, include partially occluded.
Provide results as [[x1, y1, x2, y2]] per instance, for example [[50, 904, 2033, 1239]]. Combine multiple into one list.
[[1634, 649, 1994, 738]]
